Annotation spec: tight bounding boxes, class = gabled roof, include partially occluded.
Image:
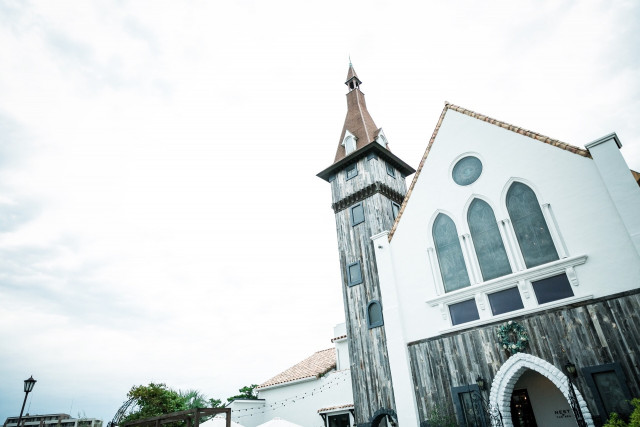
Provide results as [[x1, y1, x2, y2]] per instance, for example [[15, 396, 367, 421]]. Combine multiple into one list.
[[257, 348, 335, 389], [387, 102, 593, 240]]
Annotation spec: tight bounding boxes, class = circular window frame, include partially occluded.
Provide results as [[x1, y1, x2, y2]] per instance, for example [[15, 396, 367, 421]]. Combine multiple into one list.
[[451, 154, 483, 186]]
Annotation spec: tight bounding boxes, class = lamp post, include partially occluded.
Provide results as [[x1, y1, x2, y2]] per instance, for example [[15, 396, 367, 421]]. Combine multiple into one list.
[[563, 361, 587, 427], [17, 376, 37, 427]]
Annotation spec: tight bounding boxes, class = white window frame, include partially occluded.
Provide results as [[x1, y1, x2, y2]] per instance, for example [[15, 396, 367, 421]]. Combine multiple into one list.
[[427, 254, 590, 332]]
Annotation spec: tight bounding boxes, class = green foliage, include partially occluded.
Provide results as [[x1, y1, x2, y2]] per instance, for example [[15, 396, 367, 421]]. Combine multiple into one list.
[[208, 398, 223, 408], [121, 383, 187, 425], [120, 383, 223, 426], [227, 385, 258, 403], [630, 399, 640, 426], [179, 390, 209, 410], [425, 403, 457, 427], [604, 413, 630, 427], [603, 398, 640, 427]]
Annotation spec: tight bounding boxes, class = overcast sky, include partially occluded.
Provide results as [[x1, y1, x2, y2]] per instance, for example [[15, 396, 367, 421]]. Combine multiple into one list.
[[1, 0, 639, 423]]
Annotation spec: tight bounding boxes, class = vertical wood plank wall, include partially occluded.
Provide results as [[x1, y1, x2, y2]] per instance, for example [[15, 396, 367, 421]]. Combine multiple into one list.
[[407, 290, 640, 425], [331, 154, 408, 425]]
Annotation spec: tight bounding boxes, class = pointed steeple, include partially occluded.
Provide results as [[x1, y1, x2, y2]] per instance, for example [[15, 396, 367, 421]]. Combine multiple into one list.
[[317, 64, 415, 182], [333, 63, 383, 163]]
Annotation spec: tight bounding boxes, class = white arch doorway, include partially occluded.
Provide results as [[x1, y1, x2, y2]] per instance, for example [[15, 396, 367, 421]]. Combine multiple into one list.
[[489, 353, 594, 426]]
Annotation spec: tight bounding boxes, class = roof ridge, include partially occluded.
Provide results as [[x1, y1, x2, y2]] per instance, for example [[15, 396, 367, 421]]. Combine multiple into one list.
[[446, 103, 590, 157], [388, 102, 592, 241], [257, 348, 336, 389]]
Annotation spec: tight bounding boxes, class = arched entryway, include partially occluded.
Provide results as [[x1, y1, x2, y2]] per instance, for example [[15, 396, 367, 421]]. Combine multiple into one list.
[[489, 353, 594, 426]]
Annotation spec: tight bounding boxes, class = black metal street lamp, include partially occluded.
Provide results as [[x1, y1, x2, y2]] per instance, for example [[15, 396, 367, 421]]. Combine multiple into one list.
[[17, 376, 37, 427], [563, 362, 587, 427], [565, 361, 578, 377], [476, 375, 486, 391]]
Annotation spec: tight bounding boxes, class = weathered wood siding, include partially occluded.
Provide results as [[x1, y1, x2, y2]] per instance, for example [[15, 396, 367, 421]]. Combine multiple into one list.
[[330, 154, 408, 425], [407, 290, 640, 425]]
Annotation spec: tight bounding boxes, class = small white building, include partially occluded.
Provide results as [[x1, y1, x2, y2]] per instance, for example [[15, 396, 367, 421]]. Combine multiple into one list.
[[228, 324, 353, 427], [3, 414, 102, 427]]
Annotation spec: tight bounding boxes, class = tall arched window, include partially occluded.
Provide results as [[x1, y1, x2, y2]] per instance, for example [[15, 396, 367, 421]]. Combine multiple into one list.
[[506, 182, 559, 268], [367, 300, 384, 329], [468, 199, 512, 281], [433, 214, 471, 292]]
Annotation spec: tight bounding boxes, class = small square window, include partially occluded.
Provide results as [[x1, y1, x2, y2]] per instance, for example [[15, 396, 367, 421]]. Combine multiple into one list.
[[366, 152, 378, 161], [392, 202, 400, 220], [488, 287, 524, 315], [346, 163, 358, 180], [347, 262, 363, 286], [532, 273, 573, 304], [449, 299, 480, 325], [351, 203, 365, 226], [386, 163, 396, 178]]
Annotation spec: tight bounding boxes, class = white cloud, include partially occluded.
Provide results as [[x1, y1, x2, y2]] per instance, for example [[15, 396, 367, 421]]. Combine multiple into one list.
[[0, 0, 638, 423]]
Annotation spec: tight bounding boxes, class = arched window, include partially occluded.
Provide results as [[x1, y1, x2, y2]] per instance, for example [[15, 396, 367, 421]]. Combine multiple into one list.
[[367, 300, 383, 328], [506, 182, 559, 268], [468, 199, 512, 281], [433, 214, 471, 292], [342, 130, 357, 155]]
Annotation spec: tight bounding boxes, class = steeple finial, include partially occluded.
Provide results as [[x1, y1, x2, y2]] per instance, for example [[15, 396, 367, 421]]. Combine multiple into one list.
[[345, 62, 361, 91]]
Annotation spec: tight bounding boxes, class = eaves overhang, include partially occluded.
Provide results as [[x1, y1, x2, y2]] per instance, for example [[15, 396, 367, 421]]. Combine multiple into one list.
[[317, 143, 416, 182]]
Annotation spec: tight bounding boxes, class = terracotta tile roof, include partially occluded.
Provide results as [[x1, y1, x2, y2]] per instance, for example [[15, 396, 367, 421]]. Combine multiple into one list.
[[330, 334, 347, 343], [632, 170, 640, 186], [317, 404, 354, 413], [388, 102, 593, 241], [257, 348, 336, 389]]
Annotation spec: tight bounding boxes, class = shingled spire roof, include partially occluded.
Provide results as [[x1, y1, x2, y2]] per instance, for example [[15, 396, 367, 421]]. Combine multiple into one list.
[[333, 64, 383, 163]]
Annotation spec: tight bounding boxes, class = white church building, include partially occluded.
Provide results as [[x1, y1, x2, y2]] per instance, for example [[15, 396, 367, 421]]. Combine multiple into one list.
[[315, 64, 640, 427]]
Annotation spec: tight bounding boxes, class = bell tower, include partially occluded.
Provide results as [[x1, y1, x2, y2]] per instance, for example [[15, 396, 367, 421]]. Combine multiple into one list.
[[317, 64, 415, 426]]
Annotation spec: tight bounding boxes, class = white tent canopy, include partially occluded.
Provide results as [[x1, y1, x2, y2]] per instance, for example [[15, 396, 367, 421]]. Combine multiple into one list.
[[255, 418, 303, 427], [199, 417, 244, 427]]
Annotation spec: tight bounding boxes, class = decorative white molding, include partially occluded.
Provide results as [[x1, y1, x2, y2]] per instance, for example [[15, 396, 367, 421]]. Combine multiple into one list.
[[436, 295, 594, 334], [517, 279, 529, 299], [566, 266, 579, 287], [585, 132, 621, 149], [542, 203, 569, 259], [439, 303, 447, 320], [427, 247, 444, 296], [462, 233, 482, 284], [500, 218, 526, 271], [427, 255, 586, 306]]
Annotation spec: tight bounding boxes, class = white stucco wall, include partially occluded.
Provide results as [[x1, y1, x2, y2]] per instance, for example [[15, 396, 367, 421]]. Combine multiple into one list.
[[379, 109, 640, 343], [333, 323, 350, 372], [230, 370, 352, 427]]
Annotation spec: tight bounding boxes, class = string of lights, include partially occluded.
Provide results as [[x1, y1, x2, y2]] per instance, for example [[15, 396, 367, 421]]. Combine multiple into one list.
[[233, 372, 350, 419]]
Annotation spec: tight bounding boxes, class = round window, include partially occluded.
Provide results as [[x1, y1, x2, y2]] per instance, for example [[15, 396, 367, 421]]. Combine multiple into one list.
[[452, 156, 482, 185]]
